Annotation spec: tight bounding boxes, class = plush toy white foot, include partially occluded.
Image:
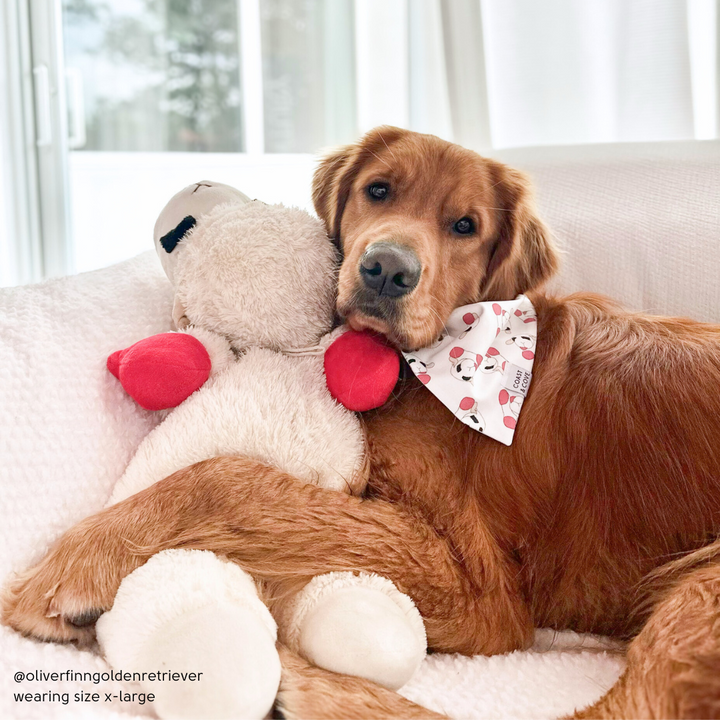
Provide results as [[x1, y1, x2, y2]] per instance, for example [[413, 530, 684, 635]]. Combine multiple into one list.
[[96, 549, 281, 720], [286, 571, 427, 690]]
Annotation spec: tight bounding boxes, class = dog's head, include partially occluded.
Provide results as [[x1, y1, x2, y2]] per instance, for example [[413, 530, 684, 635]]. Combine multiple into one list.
[[313, 126, 559, 350]]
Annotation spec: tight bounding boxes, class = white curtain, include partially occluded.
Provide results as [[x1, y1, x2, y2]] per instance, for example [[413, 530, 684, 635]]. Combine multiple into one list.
[[479, 0, 696, 149], [0, 2, 15, 286], [0, 65, 10, 287], [368, 0, 708, 152]]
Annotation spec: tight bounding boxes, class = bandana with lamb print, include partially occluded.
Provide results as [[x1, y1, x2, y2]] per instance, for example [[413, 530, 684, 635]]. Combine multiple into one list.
[[402, 295, 536, 446]]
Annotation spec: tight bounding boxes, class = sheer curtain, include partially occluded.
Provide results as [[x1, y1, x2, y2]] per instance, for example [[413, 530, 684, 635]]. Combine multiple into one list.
[[0, 30, 10, 286], [396, 0, 711, 152], [480, 0, 697, 149], [0, 0, 42, 287]]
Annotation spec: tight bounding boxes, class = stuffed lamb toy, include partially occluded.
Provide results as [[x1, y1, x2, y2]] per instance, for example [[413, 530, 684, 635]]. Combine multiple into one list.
[[95, 181, 426, 720]]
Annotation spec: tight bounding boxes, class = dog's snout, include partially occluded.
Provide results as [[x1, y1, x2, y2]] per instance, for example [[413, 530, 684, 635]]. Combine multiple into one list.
[[359, 242, 421, 298]]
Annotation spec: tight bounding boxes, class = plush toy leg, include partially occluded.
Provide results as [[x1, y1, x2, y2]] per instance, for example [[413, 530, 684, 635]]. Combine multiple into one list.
[[284, 571, 427, 690], [96, 549, 281, 720]]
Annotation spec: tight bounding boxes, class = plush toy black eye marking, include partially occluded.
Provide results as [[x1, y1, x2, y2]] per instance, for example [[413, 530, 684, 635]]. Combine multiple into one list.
[[160, 215, 196, 253]]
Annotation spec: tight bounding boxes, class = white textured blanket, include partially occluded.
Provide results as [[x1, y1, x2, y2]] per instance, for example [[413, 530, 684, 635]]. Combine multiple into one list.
[[0, 253, 624, 719]]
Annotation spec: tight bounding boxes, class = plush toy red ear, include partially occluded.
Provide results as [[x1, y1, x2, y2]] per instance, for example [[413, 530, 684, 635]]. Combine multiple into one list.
[[324, 330, 400, 412], [108, 333, 211, 411]]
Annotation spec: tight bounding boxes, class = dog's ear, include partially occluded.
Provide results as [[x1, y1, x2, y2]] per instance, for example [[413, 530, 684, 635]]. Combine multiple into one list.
[[480, 163, 559, 300], [312, 144, 355, 246], [312, 126, 407, 250]]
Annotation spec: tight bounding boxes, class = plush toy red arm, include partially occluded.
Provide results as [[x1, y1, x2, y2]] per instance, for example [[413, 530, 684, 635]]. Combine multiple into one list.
[[111, 328, 397, 413], [324, 330, 400, 412], [107, 333, 211, 411]]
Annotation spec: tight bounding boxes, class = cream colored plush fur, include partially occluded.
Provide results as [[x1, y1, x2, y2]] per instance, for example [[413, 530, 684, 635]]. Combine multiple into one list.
[[96, 182, 427, 720]]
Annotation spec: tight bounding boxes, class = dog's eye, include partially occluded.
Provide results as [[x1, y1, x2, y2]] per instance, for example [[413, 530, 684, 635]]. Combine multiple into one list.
[[367, 182, 390, 201], [453, 217, 475, 235]]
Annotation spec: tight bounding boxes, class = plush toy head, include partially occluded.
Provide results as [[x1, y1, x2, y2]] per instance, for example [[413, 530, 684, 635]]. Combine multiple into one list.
[[154, 181, 251, 284], [155, 181, 339, 351]]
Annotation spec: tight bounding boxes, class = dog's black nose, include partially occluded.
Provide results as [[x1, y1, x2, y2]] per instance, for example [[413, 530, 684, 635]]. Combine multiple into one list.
[[359, 242, 421, 298]]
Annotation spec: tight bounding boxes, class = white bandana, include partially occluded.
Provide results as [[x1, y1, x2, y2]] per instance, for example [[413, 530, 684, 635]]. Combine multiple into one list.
[[403, 295, 536, 446]]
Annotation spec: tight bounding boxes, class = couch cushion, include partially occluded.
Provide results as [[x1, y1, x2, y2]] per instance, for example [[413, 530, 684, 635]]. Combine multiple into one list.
[[0, 251, 172, 578], [496, 140, 720, 322]]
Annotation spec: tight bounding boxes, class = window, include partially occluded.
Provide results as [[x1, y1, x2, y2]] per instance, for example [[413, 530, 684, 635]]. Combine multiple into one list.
[[1, 0, 717, 286]]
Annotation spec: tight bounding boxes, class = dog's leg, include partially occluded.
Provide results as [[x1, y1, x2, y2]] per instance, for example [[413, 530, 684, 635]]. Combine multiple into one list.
[[277, 646, 446, 720], [573, 544, 720, 719], [2, 456, 532, 655], [1, 499, 160, 644]]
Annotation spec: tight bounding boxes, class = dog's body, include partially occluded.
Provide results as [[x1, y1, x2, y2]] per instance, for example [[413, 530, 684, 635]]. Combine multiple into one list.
[[4, 128, 720, 718], [368, 292, 720, 637]]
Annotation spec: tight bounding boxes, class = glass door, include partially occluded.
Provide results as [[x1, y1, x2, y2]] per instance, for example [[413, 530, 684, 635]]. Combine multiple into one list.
[[4, 0, 443, 284], [50, 0, 358, 275]]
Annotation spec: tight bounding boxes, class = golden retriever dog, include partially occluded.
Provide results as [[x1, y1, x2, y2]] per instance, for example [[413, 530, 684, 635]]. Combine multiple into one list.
[[4, 127, 720, 719]]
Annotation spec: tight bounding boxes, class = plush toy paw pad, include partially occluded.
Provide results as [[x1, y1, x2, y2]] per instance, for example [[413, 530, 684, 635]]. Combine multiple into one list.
[[296, 584, 426, 690], [324, 330, 400, 412], [99, 603, 280, 720]]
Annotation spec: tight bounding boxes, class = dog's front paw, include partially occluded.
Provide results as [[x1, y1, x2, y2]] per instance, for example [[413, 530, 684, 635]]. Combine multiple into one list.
[[1, 520, 131, 645], [2, 561, 103, 645]]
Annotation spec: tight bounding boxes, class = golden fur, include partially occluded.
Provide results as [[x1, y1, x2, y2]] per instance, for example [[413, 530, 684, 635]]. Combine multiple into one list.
[[4, 128, 720, 719]]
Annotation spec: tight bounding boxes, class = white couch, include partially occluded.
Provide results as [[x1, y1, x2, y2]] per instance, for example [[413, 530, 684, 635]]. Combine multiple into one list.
[[498, 140, 720, 321], [2, 140, 718, 719]]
